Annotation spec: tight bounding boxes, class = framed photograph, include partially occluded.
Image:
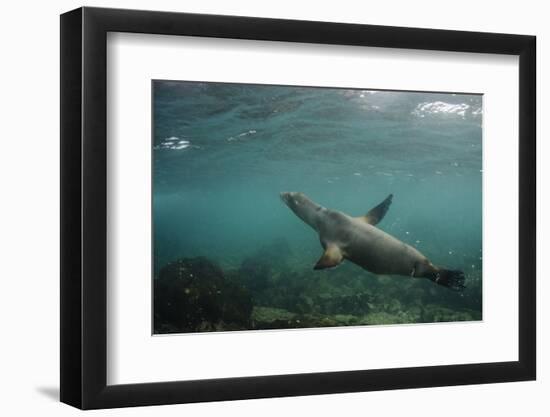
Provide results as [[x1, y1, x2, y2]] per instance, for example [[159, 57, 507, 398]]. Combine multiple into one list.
[[60, 6, 536, 409]]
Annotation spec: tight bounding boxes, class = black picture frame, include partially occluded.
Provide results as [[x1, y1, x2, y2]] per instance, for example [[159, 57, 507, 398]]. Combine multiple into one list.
[[60, 6, 536, 410]]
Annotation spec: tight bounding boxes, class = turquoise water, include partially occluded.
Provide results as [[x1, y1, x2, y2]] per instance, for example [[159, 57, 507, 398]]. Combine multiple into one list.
[[152, 81, 482, 333]]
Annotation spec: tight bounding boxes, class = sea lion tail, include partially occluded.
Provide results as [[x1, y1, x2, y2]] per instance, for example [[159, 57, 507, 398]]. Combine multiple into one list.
[[429, 269, 466, 291]]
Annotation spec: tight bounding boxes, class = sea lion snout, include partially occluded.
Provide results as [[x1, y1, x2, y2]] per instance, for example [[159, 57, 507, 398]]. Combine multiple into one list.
[[280, 191, 291, 204]]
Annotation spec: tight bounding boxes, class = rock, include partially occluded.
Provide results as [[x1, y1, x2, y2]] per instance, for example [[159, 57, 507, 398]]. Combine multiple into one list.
[[361, 311, 409, 325], [251, 307, 361, 330], [154, 257, 253, 333], [252, 306, 296, 323], [420, 303, 480, 323]]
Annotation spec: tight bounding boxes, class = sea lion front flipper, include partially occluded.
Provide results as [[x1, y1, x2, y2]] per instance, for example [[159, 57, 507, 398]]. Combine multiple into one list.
[[360, 194, 393, 225], [313, 245, 343, 270]]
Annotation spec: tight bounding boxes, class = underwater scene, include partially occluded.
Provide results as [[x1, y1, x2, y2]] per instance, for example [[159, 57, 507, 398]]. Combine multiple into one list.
[[152, 80, 482, 334]]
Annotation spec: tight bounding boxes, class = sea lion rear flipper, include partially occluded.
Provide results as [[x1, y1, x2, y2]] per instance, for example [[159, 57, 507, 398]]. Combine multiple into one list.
[[314, 245, 343, 270], [428, 269, 466, 292], [360, 194, 393, 225]]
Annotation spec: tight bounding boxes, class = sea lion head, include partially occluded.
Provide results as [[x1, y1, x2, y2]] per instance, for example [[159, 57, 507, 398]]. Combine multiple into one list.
[[280, 192, 323, 229], [280, 191, 316, 212]]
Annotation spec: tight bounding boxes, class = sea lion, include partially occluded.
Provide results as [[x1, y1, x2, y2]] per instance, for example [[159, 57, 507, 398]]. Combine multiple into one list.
[[280, 192, 465, 291]]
